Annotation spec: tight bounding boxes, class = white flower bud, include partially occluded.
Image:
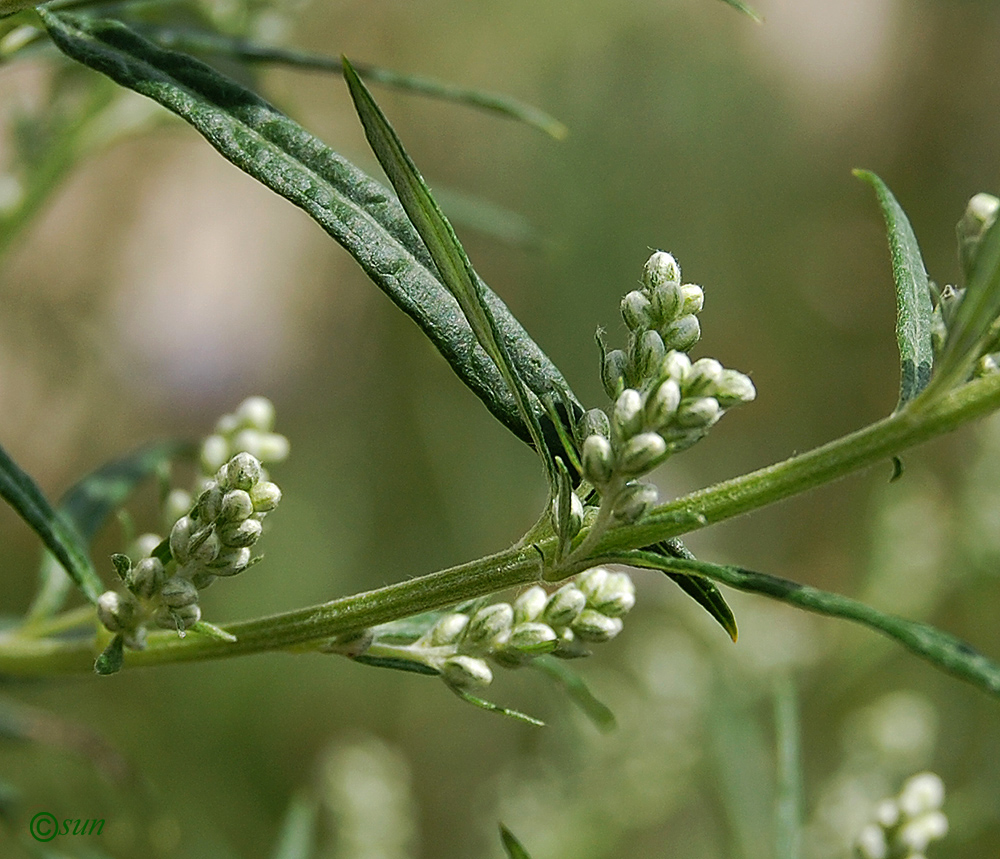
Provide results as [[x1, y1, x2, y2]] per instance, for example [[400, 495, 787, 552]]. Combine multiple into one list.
[[582, 434, 614, 487], [215, 412, 241, 435], [97, 591, 136, 633], [218, 517, 263, 548], [714, 368, 756, 407], [130, 533, 163, 561], [676, 396, 721, 428], [552, 491, 584, 539], [513, 587, 548, 624], [613, 388, 644, 439], [590, 571, 636, 617], [200, 434, 230, 474], [428, 612, 470, 646], [220, 452, 262, 491], [193, 484, 223, 524], [621, 290, 653, 332], [211, 546, 252, 576], [958, 192, 1000, 281], [131, 556, 165, 598], [249, 481, 282, 513], [169, 516, 195, 564], [856, 825, 888, 859], [685, 358, 723, 396], [507, 622, 558, 654], [612, 482, 658, 523], [164, 490, 193, 528], [642, 251, 681, 289], [235, 396, 276, 432], [577, 408, 611, 440], [618, 431, 667, 476], [646, 378, 682, 429], [464, 603, 514, 651], [572, 609, 624, 642], [631, 329, 666, 382], [662, 350, 692, 383], [542, 584, 587, 628], [233, 429, 290, 464], [442, 655, 493, 689], [875, 800, 900, 828], [679, 283, 704, 315], [660, 314, 701, 351], [899, 772, 945, 816], [898, 812, 948, 853], [650, 281, 683, 325], [576, 567, 610, 601], [220, 489, 254, 523], [189, 529, 221, 564], [602, 349, 628, 399], [160, 577, 199, 608], [154, 603, 201, 632]]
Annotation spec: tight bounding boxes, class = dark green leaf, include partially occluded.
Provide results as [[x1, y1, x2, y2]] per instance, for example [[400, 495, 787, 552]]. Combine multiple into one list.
[[854, 170, 934, 408], [499, 824, 535, 859], [40, 12, 582, 461], [717, 0, 763, 23], [0, 441, 101, 604], [351, 654, 440, 676], [615, 548, 1000, 701], [342, 56, 557, 489], [531, 655, 616, 731], [648, 539, 738, 641], [94, 634, 125, 675], [26, 440, 192, 621], [133, 26, 568, 139]]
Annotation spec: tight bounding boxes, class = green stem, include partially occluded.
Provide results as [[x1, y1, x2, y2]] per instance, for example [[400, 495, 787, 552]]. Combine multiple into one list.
[[3, 373, 1000, 678]]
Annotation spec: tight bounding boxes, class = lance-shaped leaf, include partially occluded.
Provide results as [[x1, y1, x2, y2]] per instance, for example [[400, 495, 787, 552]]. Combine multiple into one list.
[[500, 825, 535, 859], [40, 11, 583, 463], [343, 56, 557, 488], [718, 0, 763, 23], [0, 441, 101, 604], [612, 549, 1000, 701], [531, 655, 616, 731], [131, 25, 568, 139], [26, 440, 193, 621], [854, 171, 934, 408]]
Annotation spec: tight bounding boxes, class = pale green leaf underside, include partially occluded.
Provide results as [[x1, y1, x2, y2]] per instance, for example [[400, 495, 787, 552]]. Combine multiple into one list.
[[855, 170, 934, 408], [40, 11, 582, 459]]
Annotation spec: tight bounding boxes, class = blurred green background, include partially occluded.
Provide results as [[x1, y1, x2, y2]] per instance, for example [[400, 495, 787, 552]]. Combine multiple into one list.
[[1, 0, 1000, 857]]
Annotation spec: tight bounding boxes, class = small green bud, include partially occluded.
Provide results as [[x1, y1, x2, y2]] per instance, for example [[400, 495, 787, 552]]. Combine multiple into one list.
[[589, 571, 636, 617], [218, 517, 263, 548], [169, 516, 195, 565], [507, 622, 558, 654], [232, 430, 290, 464], [131, 556, 166, 598], [200, 434, 230, 474], [97, 591, 136, 633], [160, 577, 199, 608], [958, 192, 1000, 283], [249, 480, 282, 513], [210, 546, 252, 576], [618, 431, 667, 476], [542, 583, 587, 627], [577, 407, 611, 440], [190, 529, 221, 564], [154, 602, 201, 632], [219, 489, 254, 523], [612, 481, 658, 523], [552, 626, 590, 659], [645, 378, 681, 429], [714, 369, 756, 407], [630, 329, 666, 383], [621, 290, 653, 332], [643, 251, 681, 289], [576, 567, 609, 601], [219, 452, 261, 491], [192, 484, 223, 523], [442, 655, 493, 689], [129, 533, 163, 561], [552, 490, 584, 539], [464, 603, 514, 651], [235, 396, 276, 432], [581, 433, 614, 486], [428, 612, 470, 646], [660, 314, 701, 351], [572, 609, 624, 642], [191, 571, 217, 589], [679, 283, 704, 316], [650, 281, 683, 325], [164, 489, 193, 528], [685, 358, 723, 396], [676, 396, 721, 429], [513, 586, 548, 624], [602, 349, 628, 399], [662, 350, 692, 383], [613, 388, 644, 439]]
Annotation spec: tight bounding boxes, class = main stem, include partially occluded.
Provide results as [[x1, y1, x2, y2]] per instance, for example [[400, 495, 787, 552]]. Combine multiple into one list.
[[3, 372, 1000, 677]]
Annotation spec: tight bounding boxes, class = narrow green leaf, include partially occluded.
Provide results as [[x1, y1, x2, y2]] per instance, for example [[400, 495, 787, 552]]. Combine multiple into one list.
[[94, 634, 125, 675], [270, 791, 317, 859], [448, 685, 545, 727], [648, 539, 738, 641], [27, 440, 192, 621], [342, 56, 557, 489], [40, 12, 582, 461], [351, 654, 440, 676], [0, 441, 101, 604], [189, 621, 237, 643], [132, 26, 568, 139], [499, 824, 535, 859], [531, 655, 616, 731], [614, 549, 1000, 700], [854, 170, 935, 408], [717, 0, 763, 23]]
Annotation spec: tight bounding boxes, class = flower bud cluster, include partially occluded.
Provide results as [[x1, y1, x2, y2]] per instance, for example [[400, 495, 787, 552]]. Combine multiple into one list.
[[581, 253, 755, 522], [405, 568, 635, 691], [96, 398, 286, 650], [855, 772, 948, 859]]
